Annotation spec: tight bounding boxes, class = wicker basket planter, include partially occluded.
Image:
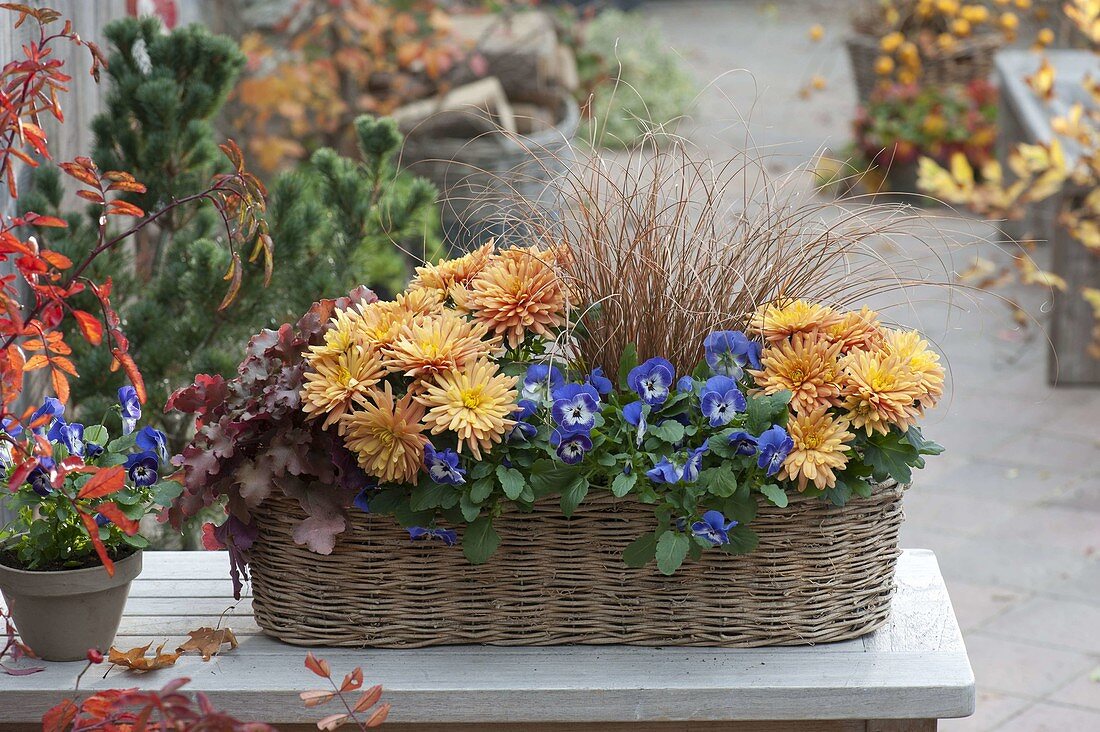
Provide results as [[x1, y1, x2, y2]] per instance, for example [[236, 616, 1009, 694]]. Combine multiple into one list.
[[248, 481, 904, 649], [846, 33, 1000, 103]]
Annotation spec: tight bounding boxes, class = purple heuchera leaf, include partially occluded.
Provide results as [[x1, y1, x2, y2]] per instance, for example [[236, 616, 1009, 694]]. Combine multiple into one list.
[[292, 514, 347, 555], [211, 515, 259, 600]]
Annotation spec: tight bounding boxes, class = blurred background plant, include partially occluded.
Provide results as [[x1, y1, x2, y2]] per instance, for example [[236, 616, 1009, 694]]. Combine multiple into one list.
[[27, 17, 440, 448]]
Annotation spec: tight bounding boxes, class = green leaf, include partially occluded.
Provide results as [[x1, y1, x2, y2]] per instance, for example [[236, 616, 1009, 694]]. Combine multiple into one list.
[[650, 419, 685, 444], [529, 460, 580, 498], [722, 485, 758, 525], [83, 425, 108, 447], [462, 517, 501, 564], [864, 430, 919, 484], [106, 433, 137, 454], [559, 476, 590, 517], [618, 343, 639, 390], [719, 526, 759, 555], [759, 483, 788, 508], [496, 465, 526, 501], [459, 492, 481, 522], [699, 464, 738, 498], [410, 482, 455, 512], [470, 461, 494, 481], [655, 531, 690, 575], [903, 426, 945, 456], [622, 531, 658, 568], [745, 390, 792, 433], [824, 481, 852, 507], [610, 470, 637, 498], [365, 487, 405, 514], [469, 477, 494, 503]]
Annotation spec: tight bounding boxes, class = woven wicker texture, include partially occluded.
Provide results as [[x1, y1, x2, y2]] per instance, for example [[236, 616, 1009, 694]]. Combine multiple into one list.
[[249, 482, 904, 648], [846, 33, 1000, 103]]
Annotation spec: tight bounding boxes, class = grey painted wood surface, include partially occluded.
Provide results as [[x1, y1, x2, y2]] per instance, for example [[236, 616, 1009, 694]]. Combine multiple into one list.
[[995, 49, 1100, 386], [0, 549, 974, 726]]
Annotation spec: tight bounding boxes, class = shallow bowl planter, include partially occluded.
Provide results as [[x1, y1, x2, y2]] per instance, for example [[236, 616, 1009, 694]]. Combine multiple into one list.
[[248, 482, 904, 649], [846, 32, 1000, 103], [0, 550, 142, 661]]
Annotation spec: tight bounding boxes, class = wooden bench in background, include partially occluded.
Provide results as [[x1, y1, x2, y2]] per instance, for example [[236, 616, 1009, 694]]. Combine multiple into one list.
[[0, 549, 974, 731]]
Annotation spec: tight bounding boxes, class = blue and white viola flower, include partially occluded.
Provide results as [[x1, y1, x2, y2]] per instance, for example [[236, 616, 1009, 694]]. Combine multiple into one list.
[[676, 375, 696, 394], [124, 450, 159, 487], [726, 430, 759, 457], [646, 441, 709, 484], [136, 426, 169, 463], [627, 357, 675, 406], [118, 386, 141, 435], [521, 364, 564, 405], [353, 486, 374, 513], [551, 383, 601, 433], [621, 400, 647, 447], [507, 399, 539, 441], [704, 330, 762, 380], [424, 443, 465, 485], [699, 376, 747, 427], [47, 419, 84, 457], [84, 442, 105, 460], [26, 456, 56, 497], [757, 425, 794, 477], [29, 397, 64, 434], [691, 510, 738, 546], [550, 428, 593, 465], [408, 526, 458, 546], [586, 367, 613, 396]]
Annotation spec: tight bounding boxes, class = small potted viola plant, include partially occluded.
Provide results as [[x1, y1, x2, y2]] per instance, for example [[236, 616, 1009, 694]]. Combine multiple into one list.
[[0, 389, 180, 661]]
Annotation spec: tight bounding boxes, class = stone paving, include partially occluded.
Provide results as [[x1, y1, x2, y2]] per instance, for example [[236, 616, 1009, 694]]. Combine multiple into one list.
[[647, 1, 1100, 729]]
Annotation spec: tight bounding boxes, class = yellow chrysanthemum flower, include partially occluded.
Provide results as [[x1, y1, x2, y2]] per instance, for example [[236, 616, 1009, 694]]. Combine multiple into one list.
[[300, 346, 386, 432], [307, 305, 363, 360], [839, 348, 924, 435], [410, 240, 496, 292], [466, 246, 567, 349], [751, 333, 844, 414], [881, 329, 945, 409], [383, 310, 499, 380], [342, 382, 429, 485], [819, 307, 884, 353], [779, 406, 854, 492], [355, 300, 414, 351], [394, 287, 445, 319], [749, 299, 843, 343], [417, 358, 518, 459]]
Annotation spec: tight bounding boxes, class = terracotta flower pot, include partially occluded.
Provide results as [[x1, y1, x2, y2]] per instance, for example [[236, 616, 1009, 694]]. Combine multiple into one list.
[[0, 550, 142, 661]]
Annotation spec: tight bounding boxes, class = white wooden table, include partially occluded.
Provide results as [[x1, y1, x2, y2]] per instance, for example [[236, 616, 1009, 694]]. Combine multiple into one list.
[[0, 549, 974, 731]]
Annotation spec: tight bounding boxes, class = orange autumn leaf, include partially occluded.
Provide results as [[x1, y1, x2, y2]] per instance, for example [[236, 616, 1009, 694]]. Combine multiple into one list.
[[77, 465, 126, 499], [50, 367, 69, 403], [107, 642, 180, 672], [176, 627, 239, 661], [305, 652, 331, 678], [72, 310, 103, 345]]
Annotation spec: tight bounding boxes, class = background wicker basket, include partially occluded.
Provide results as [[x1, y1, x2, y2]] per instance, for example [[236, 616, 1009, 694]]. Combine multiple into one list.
[[248, 481, 905, 648], [846, 33, 1000, 103]]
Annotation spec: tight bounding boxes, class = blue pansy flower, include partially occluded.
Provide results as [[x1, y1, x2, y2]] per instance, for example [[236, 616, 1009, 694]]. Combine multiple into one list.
[[521, 364, 564, 404], [29, 397, 64, 433], [699, 376, 747, 427], [118, 386, 141, 435], [47, 419, 85, 457], [621, 400, 647, 447], [691, 510, 738, 546], [353, 487, 373, 513], [676, 375, 695, 393], [3, 417, 23, 438], [585, 367, 613, 395], [95, 513, 112, 527], [627, 358, 675, 406], [26, 456, 56, 497], [84, 442, 105, 460], [550, 428, 592, 465], [726, 430, 759, 456], [507, 399, 539, 441], [136, 426, 169, 463], [646, 441, 709, 484], [424, 443, 465, 485], [704, 330, 762, 379], [124, 451, 159, 487], [408, 526, 458, 546], [757, 425, 794, 477], [551, 383, 601, 433]]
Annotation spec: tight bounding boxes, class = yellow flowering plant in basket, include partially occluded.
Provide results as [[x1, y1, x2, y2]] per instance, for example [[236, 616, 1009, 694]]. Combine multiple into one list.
[[167, 231, 945, 591]]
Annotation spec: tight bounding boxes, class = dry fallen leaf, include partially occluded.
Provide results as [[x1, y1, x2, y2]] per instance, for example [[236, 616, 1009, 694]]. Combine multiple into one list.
[[176, 627, 239, 661], [108, 642, 180, 672]]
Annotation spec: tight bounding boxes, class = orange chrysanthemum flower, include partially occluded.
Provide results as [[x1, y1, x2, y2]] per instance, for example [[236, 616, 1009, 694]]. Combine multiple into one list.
[[749, 299, 843, 342], [465, 246, 567, 349], [308, 305, 363, 360], [417, 358, 518, 459], [342, 383, 429, 485], [751, 333, 844, 413], [383, 311, 499, 380], [410, 240, 495, 292], [394, 287, 445, 319], [301, 346, 386, 432], [839, 348, 925, 435], [819, 307, 884, 353], [881, 329, 945, 410], [779, 406, 854, 491], [355, 300, 413, 351]]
